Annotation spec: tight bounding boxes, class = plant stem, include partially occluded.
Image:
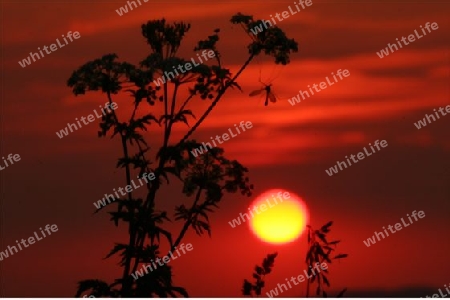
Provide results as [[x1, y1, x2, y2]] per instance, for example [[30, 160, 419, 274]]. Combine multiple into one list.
[[171, 185, 203, 252], [177, 53, 255, 144], [106, 90, 135, 297], [128, 52, 256, 292]]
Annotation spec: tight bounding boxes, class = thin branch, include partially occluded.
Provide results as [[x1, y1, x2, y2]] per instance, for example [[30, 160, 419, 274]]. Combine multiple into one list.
[[177, 53, 255, 145], [106, 90, 134, 297], [177, 93, 194, 115], [171, 185, 203, 252]]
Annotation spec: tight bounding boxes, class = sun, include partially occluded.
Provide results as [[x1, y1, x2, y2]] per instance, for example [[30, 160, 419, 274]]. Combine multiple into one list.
[[249, 189, 309, 245]]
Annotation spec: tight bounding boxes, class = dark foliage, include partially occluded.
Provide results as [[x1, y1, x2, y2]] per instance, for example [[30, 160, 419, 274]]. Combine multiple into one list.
[[305, 221, 348, 298], [67, 14, 297, 298], [242, 253, 278, 297]]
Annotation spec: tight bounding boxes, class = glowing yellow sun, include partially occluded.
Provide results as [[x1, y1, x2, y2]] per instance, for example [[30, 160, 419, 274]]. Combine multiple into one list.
[[249, 189, 308, 245]]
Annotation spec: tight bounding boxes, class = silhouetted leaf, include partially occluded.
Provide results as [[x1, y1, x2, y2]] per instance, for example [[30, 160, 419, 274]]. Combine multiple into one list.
[[242, 279, 253, 296], [337, 288, 348, 297], [69, 13, 299, 298], [254, 266, 264, 275], [310, 272, 316, 283], [171, 286, 189, 298], [322, 274, 330, 287], [305, 222, 347, 297], [104, 243, 128, 260], [321, 221, 333, 233], [242, 253, 277, 297], [328, 240, 341, 245], [75, 279, 112, 298], [316, 231, 328, 244]]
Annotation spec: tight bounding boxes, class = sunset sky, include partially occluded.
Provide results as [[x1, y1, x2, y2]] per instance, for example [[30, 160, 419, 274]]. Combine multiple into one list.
[[1, 0, 449, 297]]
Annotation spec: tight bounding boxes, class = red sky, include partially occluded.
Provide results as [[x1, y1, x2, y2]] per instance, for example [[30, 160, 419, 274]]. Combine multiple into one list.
[[1, 0, 449, 297]]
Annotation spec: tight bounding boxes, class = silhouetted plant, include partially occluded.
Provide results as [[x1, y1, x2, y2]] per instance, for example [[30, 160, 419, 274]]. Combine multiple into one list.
[[68, 14, 297, 298], [242, 253, 278, 297], [242, 222, 347, 298], [305, 221, 348, 298]]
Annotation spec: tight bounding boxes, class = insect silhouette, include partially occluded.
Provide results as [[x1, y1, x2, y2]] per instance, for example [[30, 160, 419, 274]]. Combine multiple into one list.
[[249, 82, 277, 106]]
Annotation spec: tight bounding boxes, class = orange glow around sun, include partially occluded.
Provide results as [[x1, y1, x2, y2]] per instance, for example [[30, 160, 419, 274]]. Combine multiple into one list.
[[249, 189, 309, 245]]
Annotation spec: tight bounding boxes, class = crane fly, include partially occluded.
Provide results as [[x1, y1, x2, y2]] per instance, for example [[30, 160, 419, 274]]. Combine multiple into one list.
[[249, 83, 277, 106]]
